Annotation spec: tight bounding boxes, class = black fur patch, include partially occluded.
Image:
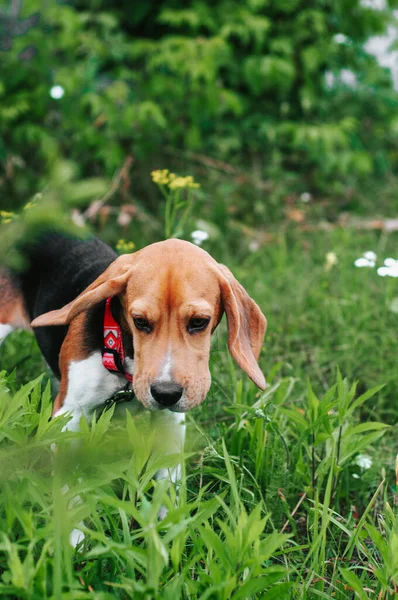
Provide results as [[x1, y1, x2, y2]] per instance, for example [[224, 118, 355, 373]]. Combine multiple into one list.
[[15, 231, 119, 378]]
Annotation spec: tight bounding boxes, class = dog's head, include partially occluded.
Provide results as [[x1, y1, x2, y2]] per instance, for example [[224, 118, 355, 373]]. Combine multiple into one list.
[[31, 239, 267, 411]]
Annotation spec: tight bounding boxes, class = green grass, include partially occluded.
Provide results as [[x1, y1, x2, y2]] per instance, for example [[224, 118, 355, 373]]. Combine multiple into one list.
[[0, 226, 397, 599]]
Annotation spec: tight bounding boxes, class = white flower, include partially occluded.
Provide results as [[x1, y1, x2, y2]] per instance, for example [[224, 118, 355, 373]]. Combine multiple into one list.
[[377, 258, 398, 278], [340, 69, 357, 88], [355, 454, 372, 470], [389, 266, 398, 278], [249, 240, 260, 252], [325, 69, 357, 89], [325, 71, 335, 88], [191, 230, 209, 246], [354, 251, 377, 268], [334, 33, 348, 44], [300, 192, 312, 203], [117, 211, 132, 227], [355, 257, 374, 268], [50, 85, 65, 100], [360, 0, 385, 9], [352, 473, 360, 479]]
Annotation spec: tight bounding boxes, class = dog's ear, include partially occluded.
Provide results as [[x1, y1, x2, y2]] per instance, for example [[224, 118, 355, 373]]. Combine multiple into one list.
[[216, 264, 267, 390], [31, 254, 135, 327]]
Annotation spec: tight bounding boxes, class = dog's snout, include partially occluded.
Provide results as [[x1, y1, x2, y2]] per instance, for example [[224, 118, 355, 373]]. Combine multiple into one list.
[[151, 382, 183, 407]]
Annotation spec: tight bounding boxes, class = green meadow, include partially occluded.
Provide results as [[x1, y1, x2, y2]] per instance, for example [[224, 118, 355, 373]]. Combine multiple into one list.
[[1, 0, 398, 596], [0, 222, 397, 599]]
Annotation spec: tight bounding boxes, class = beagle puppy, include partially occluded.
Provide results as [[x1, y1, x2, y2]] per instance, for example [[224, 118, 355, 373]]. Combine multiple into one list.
[[0, 231, 266, 497]]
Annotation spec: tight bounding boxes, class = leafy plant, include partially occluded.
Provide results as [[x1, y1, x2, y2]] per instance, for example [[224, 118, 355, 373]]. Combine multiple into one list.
[[1, 0, 397, 218], [0, 364, 395, 598], [151, 169, 200, 239]]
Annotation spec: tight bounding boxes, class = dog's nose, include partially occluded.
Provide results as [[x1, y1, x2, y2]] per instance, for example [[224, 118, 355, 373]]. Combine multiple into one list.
[[150, 382, 183, 407]]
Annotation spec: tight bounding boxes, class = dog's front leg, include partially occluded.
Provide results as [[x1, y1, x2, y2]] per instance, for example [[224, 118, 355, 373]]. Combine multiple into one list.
[[150, 411, 186, 519], [53, 350, 129, 547]]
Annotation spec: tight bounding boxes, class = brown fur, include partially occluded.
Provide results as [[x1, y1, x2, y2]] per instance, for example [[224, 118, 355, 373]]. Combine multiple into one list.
[[0, 269, 30, 329], [52, 313, 88, 415]]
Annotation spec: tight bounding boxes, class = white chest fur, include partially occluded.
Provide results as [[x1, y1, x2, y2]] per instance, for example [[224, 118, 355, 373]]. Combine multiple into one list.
[[54, 351, 130, 431]]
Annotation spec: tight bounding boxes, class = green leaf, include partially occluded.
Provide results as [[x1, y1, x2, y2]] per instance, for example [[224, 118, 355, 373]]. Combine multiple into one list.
[[199, 526, 231, 570], [348, 384, 386, 414], [339, 568, 370, 600], [232, 569, 289, 600], [348, 422, 390, 435]]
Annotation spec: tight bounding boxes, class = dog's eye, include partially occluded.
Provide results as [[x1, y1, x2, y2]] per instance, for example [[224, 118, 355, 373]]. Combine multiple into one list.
[[188, 317, 210, 333], [133, 317, 151, 333]]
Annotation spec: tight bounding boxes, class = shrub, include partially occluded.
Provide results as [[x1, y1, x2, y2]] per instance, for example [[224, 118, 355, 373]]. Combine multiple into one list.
[[1, 0, 398, 214]]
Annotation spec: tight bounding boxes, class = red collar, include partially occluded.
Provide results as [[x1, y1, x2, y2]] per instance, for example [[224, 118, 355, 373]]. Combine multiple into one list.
[[102, 297, 133, 383]]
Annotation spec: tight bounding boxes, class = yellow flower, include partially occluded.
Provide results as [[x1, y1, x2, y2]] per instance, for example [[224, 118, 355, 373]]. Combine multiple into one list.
[[23, 201, 37, 211], [168, 175, 200, 190], [0, 210, 15, 224], [325, 252, 338, 272], [151, 170, 200, 189], [116, 239, 135, 253], [151, 169, 170, 185]]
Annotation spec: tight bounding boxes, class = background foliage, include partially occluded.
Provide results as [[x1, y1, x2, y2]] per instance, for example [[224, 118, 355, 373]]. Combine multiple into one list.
[[0, 0, 398, 598], [1, 0, 398, 222]]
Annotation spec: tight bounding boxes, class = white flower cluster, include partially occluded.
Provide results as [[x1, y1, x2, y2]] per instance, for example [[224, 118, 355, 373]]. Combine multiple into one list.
[[354, 251, 376, 268], [354, 251, 398, 277], [355, 454, 373, 470], [352, 453, 373, 478], [377, 258, 398, 278], [325, 69, 357, 89]]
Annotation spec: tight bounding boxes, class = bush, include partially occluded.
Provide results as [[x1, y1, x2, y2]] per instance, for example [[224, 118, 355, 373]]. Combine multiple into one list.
[[1, 0, 398, 215]]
